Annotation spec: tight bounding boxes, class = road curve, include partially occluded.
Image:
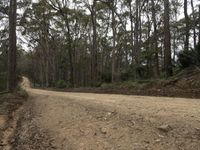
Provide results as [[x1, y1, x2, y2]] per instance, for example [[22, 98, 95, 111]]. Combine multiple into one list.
[[16, 77, 200, 150]]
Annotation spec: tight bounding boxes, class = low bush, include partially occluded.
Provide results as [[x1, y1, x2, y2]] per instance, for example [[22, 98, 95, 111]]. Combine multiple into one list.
[[178, 43, 200, 68], [55, 80, 68, 88], [101, 71, 112, 83], [16, 85, 28, 99]]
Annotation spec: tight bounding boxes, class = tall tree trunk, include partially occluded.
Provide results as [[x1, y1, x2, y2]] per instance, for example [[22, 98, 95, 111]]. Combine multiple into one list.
[[40, 60, 44, 87], [191, 0, 196, 48], [151, 0, 159, 78], [111, 0, 116, 82], [173, 32, 177, 63], [44, 24, 49, 87], [146, 13, 153, 77], [91, 0, 98, 85], [199, 5, 200, 44], [65, 16, 74, 87], [8, 0, 17, 92], [145, 12, 152, 77], [128, 0, 134, 64], [164, 0, 172, 77], [57, 8, 74, 87], [134, 0, 140, 78], [45, 43, 49, 87], [134, 0, 139, 63], [138, 2, 142, 62], [184, 0, 189, 51], [41, 4, 50, 87]]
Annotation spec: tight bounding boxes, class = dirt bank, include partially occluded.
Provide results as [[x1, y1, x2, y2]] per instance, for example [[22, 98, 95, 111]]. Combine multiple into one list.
[[0, 93, 26, 150], [48, 67, 200, 99]]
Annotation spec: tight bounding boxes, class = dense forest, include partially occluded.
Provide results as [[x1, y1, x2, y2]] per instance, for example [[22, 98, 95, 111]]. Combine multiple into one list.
[[0, 0, 200, 90], [1, 1, 200, 149]]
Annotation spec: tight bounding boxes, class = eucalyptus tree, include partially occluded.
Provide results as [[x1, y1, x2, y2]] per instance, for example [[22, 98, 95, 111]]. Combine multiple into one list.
[[110, 0, 117, 82], [199, 5, 200, 43], [46, 0, 76, 87], [90, 0, 98, 84], [184, 0, 189, 51], [134, 0, 140, 67], [8, 0, 17, 91], [126, 0, 134, 66], [164, 0, 172, 77], [191, 0, 197, 48], [151, 0, 159, 77], [25, 1, 52, 87], [0, 1, 9, 73], [82, 0, 98, 85]]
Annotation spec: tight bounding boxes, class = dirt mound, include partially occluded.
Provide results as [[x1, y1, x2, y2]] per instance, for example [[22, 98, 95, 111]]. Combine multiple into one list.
[[99, 67, 200, 98], [165, 66, 200, 89]]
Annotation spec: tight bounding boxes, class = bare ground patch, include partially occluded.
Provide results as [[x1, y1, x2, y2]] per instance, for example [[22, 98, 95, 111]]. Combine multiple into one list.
[[0, 93, 25, 150]]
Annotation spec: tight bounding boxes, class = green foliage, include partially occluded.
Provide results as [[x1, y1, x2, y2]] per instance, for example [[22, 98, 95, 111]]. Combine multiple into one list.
[[101, 71, 112, 83], [119, 65, 136, 81], [120, 64, 148, 81], [120, 70, 130, 81], [101, 80, 154, 90], [55, 80, 68, 89], [178, 50, 195, 68], [178, 43, 200, 68], [14, 0, 199, 87], [16, 85, 28, 99]]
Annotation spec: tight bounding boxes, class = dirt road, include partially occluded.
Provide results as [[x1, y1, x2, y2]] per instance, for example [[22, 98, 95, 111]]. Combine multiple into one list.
[[13, 77, 200, 150]]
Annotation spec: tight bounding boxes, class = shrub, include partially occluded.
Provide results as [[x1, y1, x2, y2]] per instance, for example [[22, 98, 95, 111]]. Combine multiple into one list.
[[178, 50, 195, 68], [55, 80, 68, 88], [178, 43, 200, 68], [101, 71, 112, 83], [120, 65, 136, 81], [16, 85, 28, 99]]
